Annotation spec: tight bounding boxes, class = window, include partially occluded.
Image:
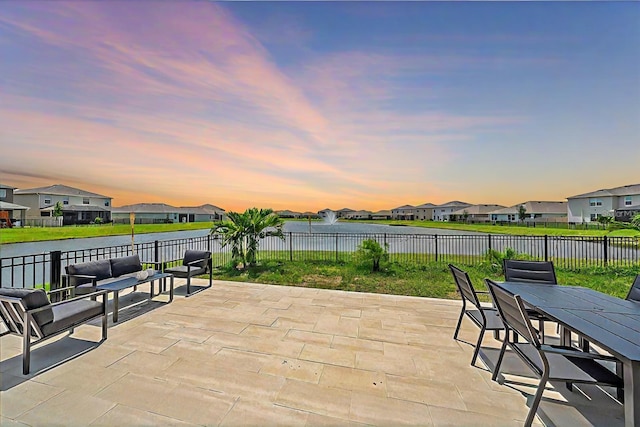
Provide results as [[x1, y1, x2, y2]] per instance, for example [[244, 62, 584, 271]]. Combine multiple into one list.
[[625, 196, 632, 206], [589, 198, 602, 207], [82, 198, 90, 205], [590, 213, 600, 221], [63, 200, 69, 205], [40, 211, 50, 217], [44, 198, 51, 205], [0, 189, 6, 198], [104, 201, 110, 207], [508, 214, 516, 221]]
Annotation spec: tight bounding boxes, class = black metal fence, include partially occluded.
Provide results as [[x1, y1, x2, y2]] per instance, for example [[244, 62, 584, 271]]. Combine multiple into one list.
[[2, 233, 638, 292]]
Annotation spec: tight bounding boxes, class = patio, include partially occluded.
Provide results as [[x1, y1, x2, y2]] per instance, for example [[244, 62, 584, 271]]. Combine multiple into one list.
[[1, 279, 624, 426]]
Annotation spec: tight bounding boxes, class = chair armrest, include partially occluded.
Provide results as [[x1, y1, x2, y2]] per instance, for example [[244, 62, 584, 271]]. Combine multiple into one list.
[[27, 290, 109, 314], [64, 273, 98, 280], [540, 344, 620, 362], [140, 260, 163, 266], [46, 286, 76, 295], [186, 258, 207, 266]]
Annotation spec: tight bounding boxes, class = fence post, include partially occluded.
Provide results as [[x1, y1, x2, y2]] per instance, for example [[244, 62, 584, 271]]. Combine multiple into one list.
[[335, 234, 339, 262], [50, 251, 62, 302], [207, 234, 211, 252], [434, 234, 438, 263], [154, 240, 160, 270], [603, 236, 608, 267], [289, 232, 293, 262], [544, 235, 548, 262], [488, 234, 492, 252]]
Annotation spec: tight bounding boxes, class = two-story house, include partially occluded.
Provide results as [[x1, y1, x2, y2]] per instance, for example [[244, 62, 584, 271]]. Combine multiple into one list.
[[14, 184, 112, 225], [391, 205, 416, 220], [567, 184, 640, 223], [433, 201, 472, 221], [0, 184, 30, 226], [450, 204, 506, 222], [415, 203, 436, 220]]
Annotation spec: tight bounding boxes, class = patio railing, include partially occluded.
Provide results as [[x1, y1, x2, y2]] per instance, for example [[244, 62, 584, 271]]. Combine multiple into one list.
[[1, 233, 638, 293]]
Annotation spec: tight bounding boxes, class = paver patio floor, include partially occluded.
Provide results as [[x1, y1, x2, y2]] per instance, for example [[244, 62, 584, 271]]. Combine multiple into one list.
[[0, 279, 624, 426]]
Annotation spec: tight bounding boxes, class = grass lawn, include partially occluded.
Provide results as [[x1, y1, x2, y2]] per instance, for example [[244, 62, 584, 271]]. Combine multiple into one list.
[[360, 219, 640, 238], [212, 259, 639, 300], [0, 222, 213, 244]]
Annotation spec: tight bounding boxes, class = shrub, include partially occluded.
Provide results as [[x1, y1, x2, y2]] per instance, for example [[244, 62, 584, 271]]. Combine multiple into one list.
[[353, 239, 389, 272]]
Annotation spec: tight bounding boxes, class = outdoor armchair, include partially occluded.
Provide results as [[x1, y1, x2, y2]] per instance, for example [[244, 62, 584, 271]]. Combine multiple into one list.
[[626, 274, 640, 302], [485, 279, 623, 427], [449, 264, 504, 367], [164, 250, 212, 295], [0, 288, 108, 374]]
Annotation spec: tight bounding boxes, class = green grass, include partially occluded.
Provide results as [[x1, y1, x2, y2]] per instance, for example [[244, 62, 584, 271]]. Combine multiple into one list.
[[0, 222, 214, 244], [212, 258, 639, 300], [358, 219, 640, 237]]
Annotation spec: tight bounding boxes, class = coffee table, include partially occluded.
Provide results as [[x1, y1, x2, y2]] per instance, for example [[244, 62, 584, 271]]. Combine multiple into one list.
[[97, 272, 174, 322]]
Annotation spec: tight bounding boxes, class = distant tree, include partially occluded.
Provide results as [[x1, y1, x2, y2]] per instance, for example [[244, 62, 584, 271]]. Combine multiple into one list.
[[597, 215, 612, 228], [517, 205, 527, 223], [52, 201, 63, 218], [354, 239, 389, 272], [462, 210, 469, 223]]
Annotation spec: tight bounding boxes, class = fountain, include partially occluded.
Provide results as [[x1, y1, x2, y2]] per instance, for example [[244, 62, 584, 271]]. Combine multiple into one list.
[[321, 210, 338, 225]]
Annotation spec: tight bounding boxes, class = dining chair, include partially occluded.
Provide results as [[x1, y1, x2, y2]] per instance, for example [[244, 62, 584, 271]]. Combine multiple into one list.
[[503, 259, 557, 343], [485, 279, 623, 427], [449, 264, 504, 367]]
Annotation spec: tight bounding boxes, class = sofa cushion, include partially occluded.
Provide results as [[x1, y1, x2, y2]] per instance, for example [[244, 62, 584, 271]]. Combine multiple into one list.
[[41, 299, 103, 336], [182, 250, 210, 269], [110, 254, 142, 277], [66, 259, 112, 287], [0, 288, 54, 326]]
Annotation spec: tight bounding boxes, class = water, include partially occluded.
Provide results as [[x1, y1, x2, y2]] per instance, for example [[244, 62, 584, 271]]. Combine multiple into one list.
[[320, 210, 338, 225]]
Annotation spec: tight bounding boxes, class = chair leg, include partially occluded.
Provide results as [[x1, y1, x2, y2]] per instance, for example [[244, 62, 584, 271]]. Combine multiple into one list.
[[616, 362, 624, 402], [453, 309, 464, 340], [525, 371, 550, 427], [538, 319, 544, 344], [471, 326, 486, 367], [23, 312, 31, 375], [186, 275, 191, 295], [492, 332, 509, 382], [101, 295, 108, 340]]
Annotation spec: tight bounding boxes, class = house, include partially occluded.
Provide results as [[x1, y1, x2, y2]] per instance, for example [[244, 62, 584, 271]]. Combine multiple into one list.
[[450, 204, 506, 222], [335, 208, 355, 218], [415, 203, 436, 220], [371, 210, 392, 220], [112, 203, 225, 224], [343, 210, 372, 220], [0, 184, 29, 226], [391, 205, 416, 220], [13, 184, 112, 225], [489, 201, 567, 223], [433, 201, 472, 221], [276, 210, 302, 219], [567, 183, 640, 223]]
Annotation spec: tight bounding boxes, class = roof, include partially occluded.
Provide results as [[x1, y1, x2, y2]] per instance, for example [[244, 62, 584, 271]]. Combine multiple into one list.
[[415, 203, 436, 209], [347, 210, 372, 215], [372, 210, 392, 216], [490, 201, 567, 215], [41, 204, 110, 212], [191, 204, 225, 214], [336, 208, 355, 213], [0, 201, 30, 211], [392, 205, 415, 210], [616, 204, 640, 212], [450, 204, 506, 215], [436, 201, 472, 209], [568, 183, 640, 199], [14, 184, 110, 199], [113, 203, 178, 214], [276, 210, 302, 216], [0, 184, 16, 190]]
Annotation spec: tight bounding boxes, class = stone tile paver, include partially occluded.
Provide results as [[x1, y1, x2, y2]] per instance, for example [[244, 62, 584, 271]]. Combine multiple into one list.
[[0, 279, 624, 426]]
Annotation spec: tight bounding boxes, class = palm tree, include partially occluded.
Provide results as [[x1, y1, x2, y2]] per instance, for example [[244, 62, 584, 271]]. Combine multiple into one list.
[[211, 208, 284, 268]]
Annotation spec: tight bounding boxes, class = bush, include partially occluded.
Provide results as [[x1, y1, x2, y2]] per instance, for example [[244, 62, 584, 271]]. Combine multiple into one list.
[[94, 217, 103, 224], [484, 247, 522, 273], [353, 239, 389, 272]]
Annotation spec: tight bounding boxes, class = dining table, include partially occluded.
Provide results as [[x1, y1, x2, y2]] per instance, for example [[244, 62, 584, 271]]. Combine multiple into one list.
[[493, 281, 640, 427]]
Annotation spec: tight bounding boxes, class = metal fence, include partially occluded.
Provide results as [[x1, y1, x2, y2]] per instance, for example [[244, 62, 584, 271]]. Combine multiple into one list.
[[1, 233, 638, 291]]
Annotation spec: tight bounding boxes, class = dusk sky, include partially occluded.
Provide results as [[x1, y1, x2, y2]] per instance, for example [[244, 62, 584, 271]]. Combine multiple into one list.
[[1, 2, 638, 212]]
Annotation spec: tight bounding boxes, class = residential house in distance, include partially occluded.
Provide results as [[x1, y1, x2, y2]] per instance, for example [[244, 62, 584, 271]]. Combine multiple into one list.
[[335, 208, 355, 218], [433, 201, 472, 221], [450, 204, 506, 222], [0, 184, 29, 226], [490, 201, 567, 223], [391, 205, 416, 220], [415, 202, 436, 220], [14, 184, 112, 225], [276, 210, 302, 218], [371, 210, 392, 220], [343, 210, 372, 220], [567, 183, 640, 223], [112, 203, 225, 224]]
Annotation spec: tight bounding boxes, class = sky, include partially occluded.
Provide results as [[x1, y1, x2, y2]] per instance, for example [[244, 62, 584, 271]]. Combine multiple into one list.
[[1, 2, 639, 212]]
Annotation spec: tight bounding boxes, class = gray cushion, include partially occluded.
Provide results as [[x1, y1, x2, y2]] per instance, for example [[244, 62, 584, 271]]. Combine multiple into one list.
[[0, 288, 53, 326], [41, 299, 103, 336], [182, 250, 210, 269], [165, 265, 207, 277], [66, 259, 112, 286], [110, 254, 142, 277]]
